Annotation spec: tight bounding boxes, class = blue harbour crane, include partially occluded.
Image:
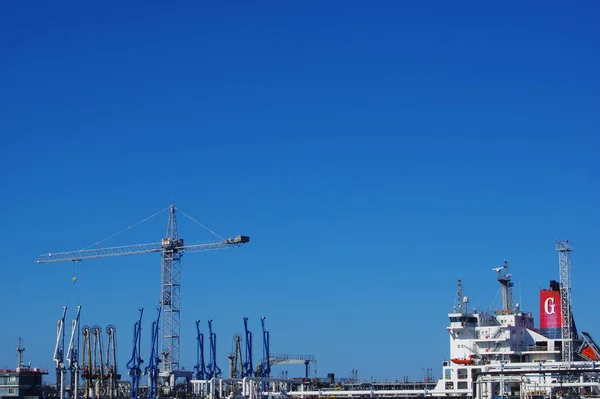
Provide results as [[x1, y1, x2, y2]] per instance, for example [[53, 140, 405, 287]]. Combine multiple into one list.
[[256, 317, 271, 378], [206, 320, 222, 379], [126, 308, 144, 399], [36, 204, 249, 386], [194, 320, 206, 380], [242, 317, 253, 378], [145, 307, 162, 399]]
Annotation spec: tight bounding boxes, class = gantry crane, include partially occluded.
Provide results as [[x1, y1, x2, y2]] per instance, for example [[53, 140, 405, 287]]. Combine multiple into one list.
[[36, 204, 249, 386]]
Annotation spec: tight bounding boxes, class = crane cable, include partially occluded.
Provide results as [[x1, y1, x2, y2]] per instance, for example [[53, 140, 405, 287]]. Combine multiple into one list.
[[70, 265, 81, 305], [81, 206, 170, 250], [65, 206, 169, 306], [176, 206, 225, 241]]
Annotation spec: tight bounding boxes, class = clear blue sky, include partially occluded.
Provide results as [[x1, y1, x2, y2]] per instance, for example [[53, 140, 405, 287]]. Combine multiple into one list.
[[1, 0, 599, 382]]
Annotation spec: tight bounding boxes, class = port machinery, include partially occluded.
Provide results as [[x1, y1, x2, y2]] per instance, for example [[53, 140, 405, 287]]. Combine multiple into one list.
[[39, 204, 249, 395], [224, 317, 317, 380]]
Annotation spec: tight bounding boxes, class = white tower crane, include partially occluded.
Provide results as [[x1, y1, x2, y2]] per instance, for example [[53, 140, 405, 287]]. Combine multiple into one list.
[[36, 204, 249, 392]]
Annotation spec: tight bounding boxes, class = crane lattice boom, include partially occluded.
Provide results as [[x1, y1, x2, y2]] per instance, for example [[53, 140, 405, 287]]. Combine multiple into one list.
[[36, 236, 249, 264]]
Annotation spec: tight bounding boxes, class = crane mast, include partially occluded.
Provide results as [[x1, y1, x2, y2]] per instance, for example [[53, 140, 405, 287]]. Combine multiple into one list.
[[161, 205, 183, 373]]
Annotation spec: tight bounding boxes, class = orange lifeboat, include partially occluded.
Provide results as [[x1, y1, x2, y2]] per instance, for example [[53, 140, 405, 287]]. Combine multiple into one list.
[[451, 355, 474, 365]]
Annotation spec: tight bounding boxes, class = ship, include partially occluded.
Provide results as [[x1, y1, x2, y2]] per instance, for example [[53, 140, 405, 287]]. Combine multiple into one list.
[[430, 253, 600, 399]]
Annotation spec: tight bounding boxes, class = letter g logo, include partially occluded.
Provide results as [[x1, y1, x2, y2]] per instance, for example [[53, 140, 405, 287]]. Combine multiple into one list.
[[544, 297, 556, 315]]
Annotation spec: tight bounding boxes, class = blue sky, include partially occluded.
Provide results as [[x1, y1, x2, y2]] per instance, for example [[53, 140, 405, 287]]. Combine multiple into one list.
[[1, 0, 599, 382]]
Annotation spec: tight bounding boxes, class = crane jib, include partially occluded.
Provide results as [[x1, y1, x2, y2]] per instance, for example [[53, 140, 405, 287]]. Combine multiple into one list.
[[35, 235, 250, 264]]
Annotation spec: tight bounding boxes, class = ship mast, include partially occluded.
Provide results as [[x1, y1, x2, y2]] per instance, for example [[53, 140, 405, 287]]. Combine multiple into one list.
[[16, 338, 25, 368], [494, 260, 513, 314], [456, 279, 464, 313]]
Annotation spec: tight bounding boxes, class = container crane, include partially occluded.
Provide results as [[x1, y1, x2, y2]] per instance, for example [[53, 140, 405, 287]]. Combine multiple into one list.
[[36, 204, 249, 385], [193, 320, 206, 380], [242, 317, 253, 378]]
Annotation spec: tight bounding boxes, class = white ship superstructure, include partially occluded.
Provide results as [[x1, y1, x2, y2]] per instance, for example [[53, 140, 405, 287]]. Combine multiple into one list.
[[433, 259, 600, 399]]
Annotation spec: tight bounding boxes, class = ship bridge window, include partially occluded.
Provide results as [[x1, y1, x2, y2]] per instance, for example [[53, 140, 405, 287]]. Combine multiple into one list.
[[458, 382, 468, 389], [450, 316, 477, 323], [445, 382, 454, 389], [457, 369, 468, 380]]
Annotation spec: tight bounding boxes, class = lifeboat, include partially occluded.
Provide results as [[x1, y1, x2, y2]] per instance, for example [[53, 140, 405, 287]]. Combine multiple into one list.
[[451, 355, 474, 365]]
